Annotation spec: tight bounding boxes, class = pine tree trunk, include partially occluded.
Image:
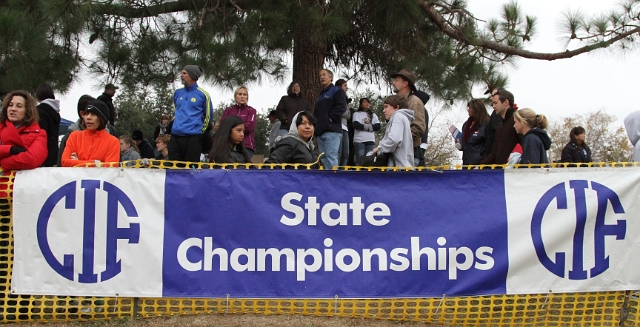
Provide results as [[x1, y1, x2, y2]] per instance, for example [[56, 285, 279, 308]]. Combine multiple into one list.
[[292, 24, 326, 113]]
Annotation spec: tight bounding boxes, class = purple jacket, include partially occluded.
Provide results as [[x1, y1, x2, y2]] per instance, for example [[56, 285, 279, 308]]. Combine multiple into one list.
[[220, 104, 257, 151]]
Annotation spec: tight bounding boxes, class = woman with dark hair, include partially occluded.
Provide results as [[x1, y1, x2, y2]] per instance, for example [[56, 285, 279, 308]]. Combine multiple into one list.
[[153, 114, 170, 141], [266, 111, 319, 167], [0, 90, 47, 172], [460, 99, 491, 165], [275, 80, 310, 137], [561, 126, 592, 164], [208, 115, 250, 164], [61, 100, 120, 167], [352, 98, 381, 164]]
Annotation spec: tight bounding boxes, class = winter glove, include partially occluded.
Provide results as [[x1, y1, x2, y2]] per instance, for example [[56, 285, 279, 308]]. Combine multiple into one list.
[[10, 146, 27, 155]]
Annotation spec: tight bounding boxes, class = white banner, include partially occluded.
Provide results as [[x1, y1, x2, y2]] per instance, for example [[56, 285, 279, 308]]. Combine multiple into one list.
[[11, 168, 166, 297], [505, 168, 640, 294]]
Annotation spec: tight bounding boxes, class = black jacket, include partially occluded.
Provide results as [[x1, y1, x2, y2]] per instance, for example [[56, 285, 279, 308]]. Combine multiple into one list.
[[520, 128, 552, 164], [460, 122, 488, 165], [137, 139, 155, 159], [97, 92, 116, 125], [229, 146, 248, 164], [314, 84, 346, 136], [36, 102, 60, 167], [275, 90, 310, 131], [561, 141, 592, 163], [266, 137, 318, 168]]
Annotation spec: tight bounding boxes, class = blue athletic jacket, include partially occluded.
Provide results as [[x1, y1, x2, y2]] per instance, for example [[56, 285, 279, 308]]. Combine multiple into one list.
[[172, 83, 213, 136]]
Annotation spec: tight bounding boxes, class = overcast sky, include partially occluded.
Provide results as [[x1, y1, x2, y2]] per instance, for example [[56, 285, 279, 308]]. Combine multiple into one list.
[[59, 0, 640, 129]]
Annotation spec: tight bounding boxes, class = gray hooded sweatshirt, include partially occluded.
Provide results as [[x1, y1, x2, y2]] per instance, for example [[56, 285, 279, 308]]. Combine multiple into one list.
[[624, 110, 640, 162], [379, 109, 415, 167]]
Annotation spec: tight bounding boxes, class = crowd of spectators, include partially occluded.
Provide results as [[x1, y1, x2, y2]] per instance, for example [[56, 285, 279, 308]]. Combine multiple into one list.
[[5, 66, 640, 174]]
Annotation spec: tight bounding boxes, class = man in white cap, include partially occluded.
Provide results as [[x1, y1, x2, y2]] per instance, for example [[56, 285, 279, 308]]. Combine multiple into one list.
[[390, 69, 426, 166], [170, 65, 213, 162]]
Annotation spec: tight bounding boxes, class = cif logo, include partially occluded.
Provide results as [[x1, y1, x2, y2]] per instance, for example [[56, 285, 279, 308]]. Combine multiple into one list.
[[37, 180, 140, 283], [531, 180, 625, 280]]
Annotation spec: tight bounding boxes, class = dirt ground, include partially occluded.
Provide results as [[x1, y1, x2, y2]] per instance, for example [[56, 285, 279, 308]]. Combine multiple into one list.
[[20, 314, 447, 327]]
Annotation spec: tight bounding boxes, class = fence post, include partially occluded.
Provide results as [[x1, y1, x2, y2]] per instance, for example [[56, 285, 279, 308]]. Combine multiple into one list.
[[619, 290, 632, 326], [133, 297, 139, 319]]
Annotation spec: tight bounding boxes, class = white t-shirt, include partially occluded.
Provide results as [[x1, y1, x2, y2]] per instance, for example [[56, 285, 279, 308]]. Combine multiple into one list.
[[352, 111, 380, 143]]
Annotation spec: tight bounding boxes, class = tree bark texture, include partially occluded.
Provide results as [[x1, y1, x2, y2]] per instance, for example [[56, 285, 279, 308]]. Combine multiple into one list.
[[293, 31, 325, 113]]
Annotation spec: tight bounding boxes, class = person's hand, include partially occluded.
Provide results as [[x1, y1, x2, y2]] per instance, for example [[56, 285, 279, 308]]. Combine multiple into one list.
[[372, 147, 378, 154], [10, 146, 27, 155], [70, 152, 78, 160]]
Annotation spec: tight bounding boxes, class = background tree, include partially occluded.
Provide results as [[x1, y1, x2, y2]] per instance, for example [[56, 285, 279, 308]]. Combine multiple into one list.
[[115, 86, 174, 141], [424, 104, 461, 166], [3, 0, 638, 106], [546, 110, 632, 163]]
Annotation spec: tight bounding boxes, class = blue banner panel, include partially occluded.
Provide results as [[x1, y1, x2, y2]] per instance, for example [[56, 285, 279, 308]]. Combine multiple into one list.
[[162, 170, 508, 298]]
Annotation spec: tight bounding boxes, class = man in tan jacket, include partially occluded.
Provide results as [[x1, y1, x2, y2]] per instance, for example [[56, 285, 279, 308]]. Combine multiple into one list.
[[390, 69, 426, 166]]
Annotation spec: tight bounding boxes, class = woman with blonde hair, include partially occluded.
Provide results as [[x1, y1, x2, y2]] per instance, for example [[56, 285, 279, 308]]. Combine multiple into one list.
[[220, 86, 257, 159], [513, 108, 552, 164]]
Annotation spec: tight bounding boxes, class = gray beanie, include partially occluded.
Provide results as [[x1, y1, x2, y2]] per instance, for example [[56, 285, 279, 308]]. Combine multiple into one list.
[[183, 65, 204, 81]]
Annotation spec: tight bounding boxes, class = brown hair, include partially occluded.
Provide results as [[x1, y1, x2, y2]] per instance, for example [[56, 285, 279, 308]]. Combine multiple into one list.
[[467, 99, 490, 126], [156, 134, 171, 146], [383, 95, 408, 109], [1, 90, 39, 125]]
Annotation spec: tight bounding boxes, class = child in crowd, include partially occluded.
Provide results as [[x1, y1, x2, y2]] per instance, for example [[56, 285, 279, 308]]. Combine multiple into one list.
[[119, 135, 141, 161], [513, 108, 551, 165], [372, 95, 414, 167], [61, 100, 120, 167], [208, 115, 250, 164], [155, 134, 170, 160]]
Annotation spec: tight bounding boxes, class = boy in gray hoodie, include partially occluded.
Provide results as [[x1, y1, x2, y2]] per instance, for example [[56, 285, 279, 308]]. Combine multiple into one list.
[[374, 95, 415, 167]]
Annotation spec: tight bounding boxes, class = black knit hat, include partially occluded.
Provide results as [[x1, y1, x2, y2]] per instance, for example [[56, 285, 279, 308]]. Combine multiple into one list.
[[132, 130, 144, 141], [85, 100, 110, 126]]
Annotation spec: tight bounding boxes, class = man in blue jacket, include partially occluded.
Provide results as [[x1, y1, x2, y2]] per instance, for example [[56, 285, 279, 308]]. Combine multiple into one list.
[[315, 69, 347, 169], [169, 65, 213, 162]]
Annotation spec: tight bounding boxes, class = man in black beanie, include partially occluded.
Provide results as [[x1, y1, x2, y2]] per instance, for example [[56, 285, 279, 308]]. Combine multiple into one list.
[[169, 65, 213, 162], [132, 129, 155, 159]]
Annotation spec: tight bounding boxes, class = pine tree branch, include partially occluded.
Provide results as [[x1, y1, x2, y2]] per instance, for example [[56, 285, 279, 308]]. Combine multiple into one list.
[[422, 1, 640, 60], [91, 0, 218, 18]]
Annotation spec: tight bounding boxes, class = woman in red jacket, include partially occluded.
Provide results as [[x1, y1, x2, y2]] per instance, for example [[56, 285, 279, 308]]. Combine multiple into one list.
[[0, 90, 47, 172], [61, 100, 120, 167]]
